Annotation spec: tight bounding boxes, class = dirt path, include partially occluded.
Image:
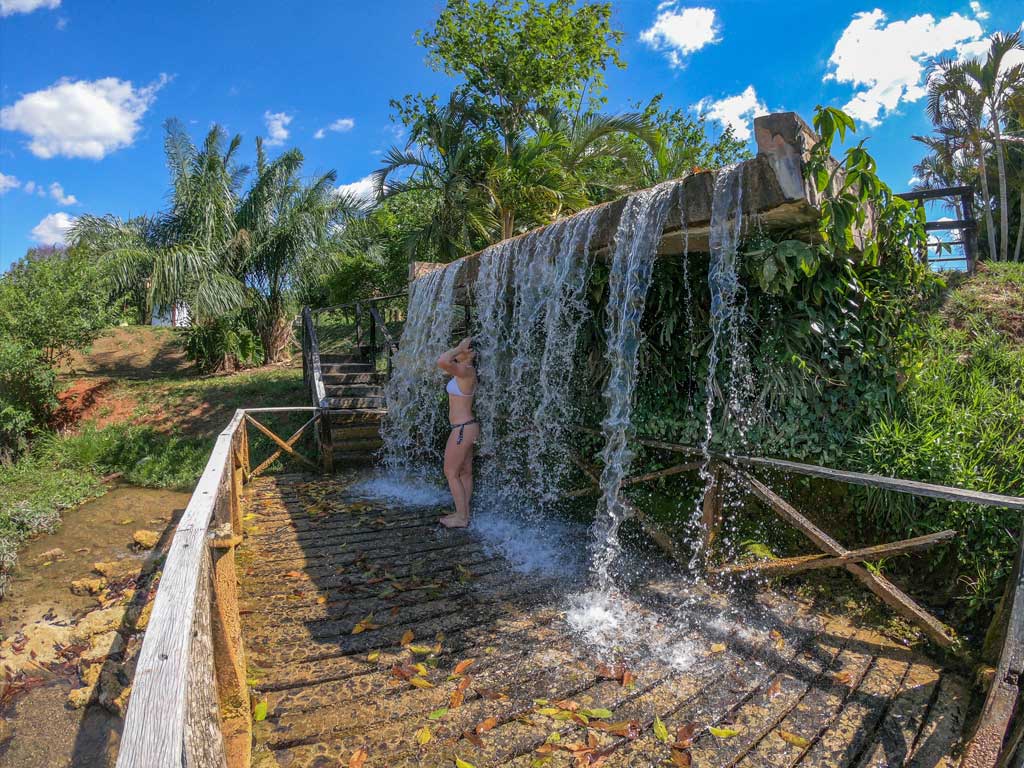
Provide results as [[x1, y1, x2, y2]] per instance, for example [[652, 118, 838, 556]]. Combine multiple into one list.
[[0, 485, 190, 768]]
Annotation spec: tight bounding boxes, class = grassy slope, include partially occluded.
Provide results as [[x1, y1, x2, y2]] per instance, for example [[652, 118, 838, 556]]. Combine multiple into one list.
[[0, 327, 305, 590], [855, 263, 1024, 620]]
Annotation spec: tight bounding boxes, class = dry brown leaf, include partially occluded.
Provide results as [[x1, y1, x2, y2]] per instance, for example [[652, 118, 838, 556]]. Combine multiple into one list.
[[674, 722, 698, 749], [669, 748, 692, 767], [709, 643, 727, 654], [475, 716, 499, 734], [621, 669, 635, 688], [449, 688, 465, 709], [553, 699, 579, 711], [767, 678, 783, 699], [834, 670, 853, 686], [401, 630, 414, 647], [285, 571, 302, 579], [456, 676, 471, 693], [391, 665, 414, 681], [463, 730, 485, 748], [453, 658, 475, 675], [349, 748, 368, 768], [476, 687, 508, 701], [778, 730, 811, 748]]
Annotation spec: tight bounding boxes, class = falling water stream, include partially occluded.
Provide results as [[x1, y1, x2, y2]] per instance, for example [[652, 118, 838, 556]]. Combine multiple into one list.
[[381, 168, 750, 662]]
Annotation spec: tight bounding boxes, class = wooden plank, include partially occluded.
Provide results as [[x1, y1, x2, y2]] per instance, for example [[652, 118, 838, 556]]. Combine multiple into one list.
[[732, 467, 956, 648], [961, 518, 1024, 768], [711, 530, 957, 577], [184, 545, 228, 768], [622, 461, 702, 487], [302, 307, 328, 407], [245, 414, 319, 472]]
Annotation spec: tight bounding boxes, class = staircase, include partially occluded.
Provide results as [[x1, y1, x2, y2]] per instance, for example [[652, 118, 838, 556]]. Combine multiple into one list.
[[320, 351, 386, 464]]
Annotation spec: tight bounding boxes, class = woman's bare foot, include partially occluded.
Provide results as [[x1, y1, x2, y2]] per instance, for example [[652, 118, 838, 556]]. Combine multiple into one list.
[[439, 512, 470, 528]]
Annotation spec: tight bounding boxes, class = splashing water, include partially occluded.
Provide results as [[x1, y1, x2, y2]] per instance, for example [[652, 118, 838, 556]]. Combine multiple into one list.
[[591, 181, 681, 588], [382, 260, 465, 469]]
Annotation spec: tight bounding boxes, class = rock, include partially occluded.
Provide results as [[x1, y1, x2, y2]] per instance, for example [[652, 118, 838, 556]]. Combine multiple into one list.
[[133, 601, 153, 631], [81, 630, 125, 662], [132, 530, 160, 550], [93, 558, 145, 581], [70, 577, 107, 596], [72, 606, 127, 642], [81, 663, 103, 687], [68, 685, 97, 709]]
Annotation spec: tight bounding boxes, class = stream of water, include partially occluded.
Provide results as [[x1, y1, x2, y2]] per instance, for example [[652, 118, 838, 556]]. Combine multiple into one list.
[[381, 168, 749, 657]]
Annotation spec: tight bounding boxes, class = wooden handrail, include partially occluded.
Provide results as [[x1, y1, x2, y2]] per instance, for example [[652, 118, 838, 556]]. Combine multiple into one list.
[[117, 407, 332, 767], [565, 426, 1024, 511], [301, 307, 327, 408], [310, 292, 407, 316]]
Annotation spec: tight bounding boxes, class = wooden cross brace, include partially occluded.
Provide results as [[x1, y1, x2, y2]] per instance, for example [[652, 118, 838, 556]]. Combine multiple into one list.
[[245, 413, 320, 476]]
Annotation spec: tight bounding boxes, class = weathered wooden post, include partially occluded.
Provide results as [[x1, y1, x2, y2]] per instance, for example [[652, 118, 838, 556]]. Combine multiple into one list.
[[701, 462, 724, 557]]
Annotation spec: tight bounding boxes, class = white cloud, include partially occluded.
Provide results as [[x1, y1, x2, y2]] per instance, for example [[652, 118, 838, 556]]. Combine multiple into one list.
[[313, 128, 326, 140], [0, 0, 59, 17], [639, 5, 721, 68], [336, 174, 376, 203], [692, 85, 767, 141], [23, 180, 44, 196], [263, 111, 292, 146], [0, 75, 168, 159], [315, 117, 355, 140], [908, 175, 922, 186], [969, 2, 990, 21], [0, 172, 19, 194], [48, 181, 76, 204], [31, 211, 75, 245], [825, 10, 984, 126]]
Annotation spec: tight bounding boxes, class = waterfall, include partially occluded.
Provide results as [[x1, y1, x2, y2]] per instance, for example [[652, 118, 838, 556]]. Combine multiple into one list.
[[591, 181, 680, 587], [382, 260, 465, 469], [473, 210, 600, 512]]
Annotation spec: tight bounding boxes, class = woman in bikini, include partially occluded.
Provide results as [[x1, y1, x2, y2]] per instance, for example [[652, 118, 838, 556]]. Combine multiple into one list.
[[436, 337, 479, 528]]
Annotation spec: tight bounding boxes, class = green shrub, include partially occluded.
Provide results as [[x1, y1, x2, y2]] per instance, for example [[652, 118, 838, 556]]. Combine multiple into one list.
[[0, 338, 57, 461], [181, 317, 265, 372]]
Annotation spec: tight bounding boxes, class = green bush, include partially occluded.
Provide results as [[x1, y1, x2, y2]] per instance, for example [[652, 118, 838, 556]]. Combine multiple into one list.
[[0, 337, 57, 461], [181, 317, 265, 372]]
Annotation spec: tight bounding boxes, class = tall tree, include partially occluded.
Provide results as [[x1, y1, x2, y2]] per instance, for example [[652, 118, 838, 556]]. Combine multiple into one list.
[[234, 139, 360, 362]]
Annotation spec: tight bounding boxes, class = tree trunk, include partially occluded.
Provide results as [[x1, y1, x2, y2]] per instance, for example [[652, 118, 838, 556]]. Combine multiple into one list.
[[1015, 187, 1024, 262], [976, 144, 999, 261], [991, 110, 1010, 262], [262, 312, 294, 364]]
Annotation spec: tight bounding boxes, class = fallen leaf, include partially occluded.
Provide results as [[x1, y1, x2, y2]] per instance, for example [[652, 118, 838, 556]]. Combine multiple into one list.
[[454, 658, 475, 675], [412, 663, 428, 676], [429, 707, 449, 720], [349, 748, 368, 768], [767, 679, 782, 699], [708, 725, 741, 739], [483, 646, 496, 655], [401, 630, 415, 646], [669, 748, 692, 766], [351, 613, 379, 634], [455, 758, 476, 768], [834, 670, 853, 686], [456, 676, 471, 693], [253, 699, 268, 721], [578, 708, 612, 719], [590, 720, 640, 739], [410, 676, 434, 689], [285, 571, 302, 579], [463, 730, 485, 748], [367, 650, 380, 663], [408, 644, 435, 655], [622, 669, 636, 688], [476, 716, 499, 734], [709, 643, 727, 654], [778, 730, 810, 748], [654, 715, 669, 743], [450, 689, 465, 708], [477, 687, 508, 701], [415, 726, 432, 745], [553, 699, 579, 711]]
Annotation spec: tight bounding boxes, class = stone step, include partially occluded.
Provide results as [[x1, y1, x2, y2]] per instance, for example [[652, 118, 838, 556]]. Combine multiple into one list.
[[324, 408, 386, 424]]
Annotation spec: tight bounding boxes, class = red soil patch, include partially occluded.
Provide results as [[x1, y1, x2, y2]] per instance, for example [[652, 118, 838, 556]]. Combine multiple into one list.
[[51, 379, 138, 432]]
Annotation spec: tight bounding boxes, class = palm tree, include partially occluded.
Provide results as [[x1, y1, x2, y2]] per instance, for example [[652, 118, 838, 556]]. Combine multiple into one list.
[[928, 32, 1024, 261], [374, 96, 496, 260], [234, 139, 361, 362]]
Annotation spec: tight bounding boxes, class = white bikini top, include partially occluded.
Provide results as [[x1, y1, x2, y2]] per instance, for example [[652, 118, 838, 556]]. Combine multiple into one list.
[[446, 377, 474, 397]]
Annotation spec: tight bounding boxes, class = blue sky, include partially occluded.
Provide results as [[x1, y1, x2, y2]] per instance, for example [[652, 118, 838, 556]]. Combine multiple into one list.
[[1, 0, 1021, 270]]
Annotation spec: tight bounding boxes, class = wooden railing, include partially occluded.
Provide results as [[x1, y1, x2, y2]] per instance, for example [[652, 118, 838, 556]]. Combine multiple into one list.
[[309, 292, 407, 374], [896, 185, 978, 272], [116, 407, 327, 768]]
